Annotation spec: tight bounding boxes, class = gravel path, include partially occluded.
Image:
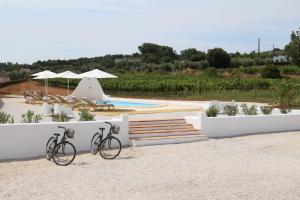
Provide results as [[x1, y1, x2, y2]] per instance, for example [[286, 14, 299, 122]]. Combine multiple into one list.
[[1, 132, 300, 200]]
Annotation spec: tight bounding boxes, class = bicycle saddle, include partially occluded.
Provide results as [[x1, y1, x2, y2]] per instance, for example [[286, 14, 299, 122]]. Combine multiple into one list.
[[54, 133, 60, 136], [99, 128, 105, 131]]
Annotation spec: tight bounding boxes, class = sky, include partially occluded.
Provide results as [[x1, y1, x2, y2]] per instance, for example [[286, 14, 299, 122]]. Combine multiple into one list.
[[0, 0, 299, 64]]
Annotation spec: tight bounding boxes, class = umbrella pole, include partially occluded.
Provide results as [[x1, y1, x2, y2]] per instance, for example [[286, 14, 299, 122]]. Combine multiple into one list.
[[67, 78, 69, 95]]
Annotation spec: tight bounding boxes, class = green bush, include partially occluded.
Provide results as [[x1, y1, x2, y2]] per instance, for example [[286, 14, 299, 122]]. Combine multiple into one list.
[[260, 106, 273, 115], [21, 110, 42, 123], [206, 106, 219, 117], [240, 104, 258, 115], [0, 111, 14, 124], [203, 67, 218, 78], [79, 109, 95, 121], [224, 105, 238, 116], [261, 65, 281, 79], [52, 112, 70, 122], [275, 82, 296, 114], [279, 108, 291, 114]]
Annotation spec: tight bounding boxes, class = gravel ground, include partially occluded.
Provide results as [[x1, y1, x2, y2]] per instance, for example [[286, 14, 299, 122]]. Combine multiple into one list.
[[1, 132, 300, 200]]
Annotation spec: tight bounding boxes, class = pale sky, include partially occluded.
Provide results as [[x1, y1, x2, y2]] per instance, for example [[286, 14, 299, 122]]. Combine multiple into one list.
[[0, 0, 299, 64]]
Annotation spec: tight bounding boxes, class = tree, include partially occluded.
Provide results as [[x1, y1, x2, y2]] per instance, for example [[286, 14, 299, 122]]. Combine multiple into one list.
[[207, 48, 231, 68], [138, 43, 177, 64], [285, 28, 300, 66], [180, 48, 206, 61]]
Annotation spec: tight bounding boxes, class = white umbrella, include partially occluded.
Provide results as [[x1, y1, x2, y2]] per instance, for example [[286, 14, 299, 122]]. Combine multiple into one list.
[[32, 71, 58, 97], [53, 71, 80, 95], [78, 69, 117, 79], [31, 70, 56, 77]]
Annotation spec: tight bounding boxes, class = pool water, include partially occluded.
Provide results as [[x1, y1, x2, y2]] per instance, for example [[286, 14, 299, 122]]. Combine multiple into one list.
[[95, 100, 159, 107]]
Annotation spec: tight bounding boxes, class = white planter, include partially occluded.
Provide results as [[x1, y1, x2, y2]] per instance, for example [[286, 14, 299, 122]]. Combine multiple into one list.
[[0, 115, 129, 160], [187, 112, 300, 138]]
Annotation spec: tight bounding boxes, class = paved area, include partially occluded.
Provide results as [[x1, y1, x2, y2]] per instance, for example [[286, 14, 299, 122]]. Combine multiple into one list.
[[1, 132, 300, 200]]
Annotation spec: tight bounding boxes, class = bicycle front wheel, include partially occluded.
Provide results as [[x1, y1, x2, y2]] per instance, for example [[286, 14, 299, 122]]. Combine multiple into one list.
[[99, 137, 121, 159], [45, 137, 56, 160], [90, 133, 101, 154], [53, 142, 76, 166]]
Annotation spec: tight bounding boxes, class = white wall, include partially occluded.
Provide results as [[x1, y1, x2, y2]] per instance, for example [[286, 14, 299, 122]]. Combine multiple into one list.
[[188, 112, 300, 138], [0, 115, 129, 160]]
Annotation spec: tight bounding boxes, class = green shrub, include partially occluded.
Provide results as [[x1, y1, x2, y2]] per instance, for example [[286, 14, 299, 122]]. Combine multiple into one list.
[[260, 106, 273, 115], [79, 109, 95, 121], [21, 110, 42, 123], [275, 82, 296, 114], [261, 65, 281, 79], [52, 112, 70, 122], [240, 104, 257, 115], [206, 106, 219, 117], [224, 105, 239, 116], [0, 111, 14, 124], [203, 67, 218, 78], [280, 108, 291, 114]]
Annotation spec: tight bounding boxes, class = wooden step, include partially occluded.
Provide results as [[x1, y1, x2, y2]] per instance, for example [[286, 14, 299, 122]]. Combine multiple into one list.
[[129, 128, 199, 135], [129, 123, 193, 132], [129, 119, 186, 126], [129, 130, 202, 139], [131, 134, 208, 147]]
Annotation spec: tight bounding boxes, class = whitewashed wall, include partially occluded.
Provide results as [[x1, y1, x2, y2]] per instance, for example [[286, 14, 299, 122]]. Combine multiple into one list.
[[0, 115, 129, 160], [187, 112, 300, 138]]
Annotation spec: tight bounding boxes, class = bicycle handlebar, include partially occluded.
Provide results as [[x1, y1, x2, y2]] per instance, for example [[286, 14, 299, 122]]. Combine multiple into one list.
[[58, 126, 66, 130], [104, 121, 112, 127]]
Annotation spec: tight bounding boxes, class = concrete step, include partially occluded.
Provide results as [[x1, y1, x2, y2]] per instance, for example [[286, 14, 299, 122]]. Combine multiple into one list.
[[129, 119, 186, 126], [131, 134, 208, 147], [129, 123, 193, 132]]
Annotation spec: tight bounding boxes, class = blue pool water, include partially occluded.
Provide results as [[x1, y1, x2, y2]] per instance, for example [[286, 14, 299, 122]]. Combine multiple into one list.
[[95, 100, 159, 107]]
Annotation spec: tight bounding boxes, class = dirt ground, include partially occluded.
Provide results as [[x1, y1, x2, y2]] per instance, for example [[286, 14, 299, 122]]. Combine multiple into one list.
[[0, 80, 71, 96]]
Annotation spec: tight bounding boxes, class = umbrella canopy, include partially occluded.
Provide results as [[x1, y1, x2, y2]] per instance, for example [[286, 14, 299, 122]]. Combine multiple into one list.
[[32, 71, 58, 98], [55, 71, 80, 79], [52, 71, 80, 95], [31, 70, 56, 77], [78, 69, 117, 79]]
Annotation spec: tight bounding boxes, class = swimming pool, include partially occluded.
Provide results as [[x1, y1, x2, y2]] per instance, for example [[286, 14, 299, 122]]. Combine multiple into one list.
[[95, 100, 159, 107]]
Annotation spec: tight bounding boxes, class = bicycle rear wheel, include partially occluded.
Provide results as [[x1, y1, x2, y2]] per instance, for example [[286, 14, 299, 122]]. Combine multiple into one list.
[[45, 137, 56, 160], [99, 137, 121, 159], [53, 142, 76, 166], [90, 133, 101, 154]]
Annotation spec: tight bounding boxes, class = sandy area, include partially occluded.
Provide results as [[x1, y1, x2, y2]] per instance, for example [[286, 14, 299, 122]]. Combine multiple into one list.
[[1, 132, 300, 200]]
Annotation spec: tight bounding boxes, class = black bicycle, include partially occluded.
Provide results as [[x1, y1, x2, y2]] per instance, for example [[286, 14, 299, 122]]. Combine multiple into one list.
[[90, 122, 122, 159], [45, 126, 76, 166]]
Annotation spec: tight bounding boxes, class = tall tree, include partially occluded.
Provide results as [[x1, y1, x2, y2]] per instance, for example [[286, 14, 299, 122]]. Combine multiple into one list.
[[180, 48, 206, 61], [285, 28, 300, 66], [207, 48, 231, 68], [138, 43, 177, 64]]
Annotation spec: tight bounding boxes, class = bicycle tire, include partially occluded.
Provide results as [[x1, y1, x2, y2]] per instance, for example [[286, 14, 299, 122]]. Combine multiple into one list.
[[90, 133, 101, 154], [45, 137, 56, 160], [99, 136, 122, 159], [53, 142, 76, 166]]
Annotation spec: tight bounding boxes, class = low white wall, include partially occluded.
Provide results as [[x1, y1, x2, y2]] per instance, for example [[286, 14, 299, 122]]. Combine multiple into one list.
[[0, 115, 129, 160], [185, 113, 202, 129], [188, 112, 300, 138]]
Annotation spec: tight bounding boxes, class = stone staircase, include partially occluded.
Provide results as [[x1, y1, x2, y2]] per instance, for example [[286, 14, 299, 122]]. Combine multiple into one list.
[[129, 118, 207, 146]]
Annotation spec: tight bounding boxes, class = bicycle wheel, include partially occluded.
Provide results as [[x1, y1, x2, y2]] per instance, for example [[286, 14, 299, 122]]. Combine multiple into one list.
[[90, 133, 101, 154], [53, 142, 76, 166], [99, 137, 121, 159], [45, 137, 56, 160]]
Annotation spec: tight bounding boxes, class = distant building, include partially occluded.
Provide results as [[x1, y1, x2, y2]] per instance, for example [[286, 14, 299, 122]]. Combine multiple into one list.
[[273, 55, 288, 63]]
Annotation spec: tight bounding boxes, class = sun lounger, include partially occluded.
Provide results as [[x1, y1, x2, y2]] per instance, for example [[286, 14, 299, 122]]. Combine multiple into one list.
[[82, 97, 114, 111]]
